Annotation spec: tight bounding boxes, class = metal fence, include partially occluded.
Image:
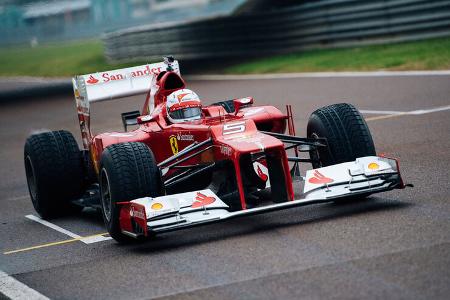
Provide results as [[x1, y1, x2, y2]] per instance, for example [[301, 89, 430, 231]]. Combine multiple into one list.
[[0, 0, 245, 46], [103, 0, 450, 63]]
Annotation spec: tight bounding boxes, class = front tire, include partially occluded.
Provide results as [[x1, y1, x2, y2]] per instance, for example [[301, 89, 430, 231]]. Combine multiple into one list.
[[99, 142, 161, 243], [24, 130, 84, 219], [307, 103, 375, 168]]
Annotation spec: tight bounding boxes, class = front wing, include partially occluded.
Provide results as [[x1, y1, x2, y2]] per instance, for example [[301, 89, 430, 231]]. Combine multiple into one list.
[[119, 156, 404, 237]]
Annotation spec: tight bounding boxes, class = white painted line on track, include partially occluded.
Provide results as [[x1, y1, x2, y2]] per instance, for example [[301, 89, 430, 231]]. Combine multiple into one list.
[[25, 215, 112, 244], [186, 70, 450, 81], [80, 235, 112, 244], [361, 105, 450, 116], [0, 270, 49, 300], [408, 105, 450, 115], [360, 110, 406, 115]]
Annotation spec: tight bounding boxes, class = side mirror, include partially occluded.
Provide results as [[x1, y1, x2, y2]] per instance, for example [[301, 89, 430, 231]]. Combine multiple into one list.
[[137, 114, 156, 124], [233, 97, 254, 115], [121, 110, 140, 132]]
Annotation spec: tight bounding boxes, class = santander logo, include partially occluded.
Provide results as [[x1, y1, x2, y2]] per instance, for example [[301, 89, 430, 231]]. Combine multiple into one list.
[[191, 192, 216, 208], [86, 75, 99, 84], [84, 65, 163, 85], [308, 170, 334, 184], [256, 165, 268, 182]]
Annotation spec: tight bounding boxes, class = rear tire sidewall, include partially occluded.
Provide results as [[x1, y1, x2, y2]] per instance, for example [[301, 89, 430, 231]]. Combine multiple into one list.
[[25, 152, 42, 213], [24, 130, 84, 219]]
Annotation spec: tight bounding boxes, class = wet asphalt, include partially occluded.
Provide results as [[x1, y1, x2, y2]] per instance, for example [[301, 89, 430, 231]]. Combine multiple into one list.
[[0, 74, 449, 299]]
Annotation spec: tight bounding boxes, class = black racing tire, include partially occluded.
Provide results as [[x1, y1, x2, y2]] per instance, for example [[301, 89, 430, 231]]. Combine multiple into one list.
[[82, 150, 98, 185], [307, 103, 376, 168], [99, 142, 161, 243], [24, 130, 85, 219]]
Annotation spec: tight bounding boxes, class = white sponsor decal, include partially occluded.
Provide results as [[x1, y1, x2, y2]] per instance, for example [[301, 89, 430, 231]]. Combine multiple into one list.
[[85, 65, 163, 85], [220, 145, 232, 156], [131, 206, 146, 220], [223, 121, 246, 135], [177, 133, 194, 141]]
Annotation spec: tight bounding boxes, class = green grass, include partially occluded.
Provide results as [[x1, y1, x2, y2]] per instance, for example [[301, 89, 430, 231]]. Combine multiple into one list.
[[0, 37, 449, 77], [226, 37, 450, 74], [0, 40, 136, 77]]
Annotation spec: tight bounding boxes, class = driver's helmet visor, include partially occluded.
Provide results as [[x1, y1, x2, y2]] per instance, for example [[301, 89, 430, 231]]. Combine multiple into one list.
[[169, 107, 202, 121]]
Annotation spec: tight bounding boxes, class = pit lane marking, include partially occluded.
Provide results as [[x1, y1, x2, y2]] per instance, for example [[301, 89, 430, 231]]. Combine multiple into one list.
[[0, 270, 49, 299], [25, 214, 112, 244]]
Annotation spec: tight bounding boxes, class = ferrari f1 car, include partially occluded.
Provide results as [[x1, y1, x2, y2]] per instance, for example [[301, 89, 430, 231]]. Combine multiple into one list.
[[24, 57, 406, 243]]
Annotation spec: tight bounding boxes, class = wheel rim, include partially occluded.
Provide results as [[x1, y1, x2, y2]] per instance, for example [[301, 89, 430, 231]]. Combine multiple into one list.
[[25, 156, 38, 206], [100, 168, 112, 222]]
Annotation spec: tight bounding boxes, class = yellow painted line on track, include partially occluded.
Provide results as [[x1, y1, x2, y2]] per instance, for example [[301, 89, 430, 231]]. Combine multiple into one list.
[[365, 112, 410, 122], [3, 232, 109, 255]]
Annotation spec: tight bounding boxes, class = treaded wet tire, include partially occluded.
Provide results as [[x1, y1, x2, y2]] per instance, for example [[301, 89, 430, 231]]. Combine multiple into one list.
[[307, 103, 376, 168], [100, 142, 161, 243], [24, 130, 84, 219]]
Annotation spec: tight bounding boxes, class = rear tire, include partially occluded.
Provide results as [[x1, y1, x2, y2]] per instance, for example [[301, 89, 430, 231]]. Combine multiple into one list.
[[24, 130, 85, 219], [99, 142, 161, 243], [307, 103, 375, 168]]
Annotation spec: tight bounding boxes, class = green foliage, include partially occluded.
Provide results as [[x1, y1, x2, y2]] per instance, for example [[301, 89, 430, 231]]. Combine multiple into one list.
[[226, 37, 450, 74], [0, 37, 449, 77], [0, 40, 139, 77]]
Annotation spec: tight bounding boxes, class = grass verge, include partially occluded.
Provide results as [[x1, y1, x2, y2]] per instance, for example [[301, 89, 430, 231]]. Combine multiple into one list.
[[0, 37, 449, 77], [0, 40, 136, 77], [226, 37, 450, 74]]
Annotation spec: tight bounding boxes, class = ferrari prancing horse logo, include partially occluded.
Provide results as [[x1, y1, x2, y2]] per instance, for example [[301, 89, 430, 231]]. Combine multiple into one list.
[[169, 135, 178, 155]]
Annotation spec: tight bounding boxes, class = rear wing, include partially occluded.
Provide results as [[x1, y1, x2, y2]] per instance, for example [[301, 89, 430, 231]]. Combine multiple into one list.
[[72, 59, 180, 149]]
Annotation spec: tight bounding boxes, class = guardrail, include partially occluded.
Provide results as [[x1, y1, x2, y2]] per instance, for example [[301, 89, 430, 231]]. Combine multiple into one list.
[[103, 0, 450, 62]]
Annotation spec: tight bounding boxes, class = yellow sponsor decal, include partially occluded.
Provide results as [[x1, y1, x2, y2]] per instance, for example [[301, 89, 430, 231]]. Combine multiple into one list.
[[151, 203, 163, 210], [169, 135, 179, 155], [368, 162, 379, 170]]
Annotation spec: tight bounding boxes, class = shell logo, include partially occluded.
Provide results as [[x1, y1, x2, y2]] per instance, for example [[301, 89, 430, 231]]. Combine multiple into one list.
[[151, 203, 163, 210], [368, 162, 380, 170]]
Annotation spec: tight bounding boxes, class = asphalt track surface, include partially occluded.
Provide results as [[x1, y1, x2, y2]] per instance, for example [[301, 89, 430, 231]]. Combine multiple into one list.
[[1, 74, 449, 299]]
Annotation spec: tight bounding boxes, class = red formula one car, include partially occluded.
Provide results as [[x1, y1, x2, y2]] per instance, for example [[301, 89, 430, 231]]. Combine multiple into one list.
[[24, 57, 406, 243]]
